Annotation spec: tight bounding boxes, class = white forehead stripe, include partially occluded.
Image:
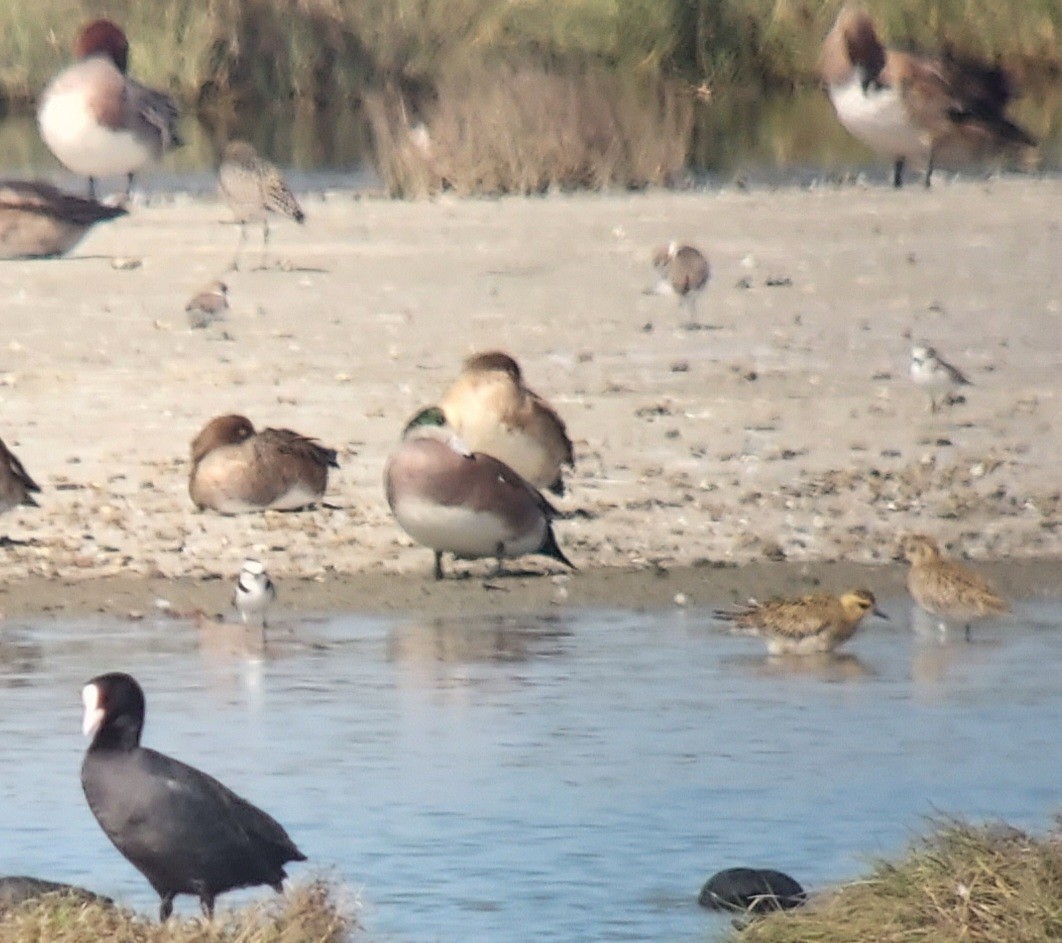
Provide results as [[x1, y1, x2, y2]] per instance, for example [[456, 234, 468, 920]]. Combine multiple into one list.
[[82, 683, 105, 737]]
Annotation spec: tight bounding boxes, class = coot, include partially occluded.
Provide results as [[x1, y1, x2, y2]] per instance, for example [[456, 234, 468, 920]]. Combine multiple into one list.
[[698, 867, 806, 913], [80, 672, 306, 920]]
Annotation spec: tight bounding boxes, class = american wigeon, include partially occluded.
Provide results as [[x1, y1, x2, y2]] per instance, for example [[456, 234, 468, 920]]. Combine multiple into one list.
[[819, 6, 1036, 187], [0, 181, 126, 259], [439, 351, 574, 496], [0, 438, 40, 520], [384, 406, 575, 580], [189, 414, 338, 513]]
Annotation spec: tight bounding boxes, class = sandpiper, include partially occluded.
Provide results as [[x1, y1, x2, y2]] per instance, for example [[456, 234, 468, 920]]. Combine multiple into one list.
[[439, 351, 574, 496], [716, 588, 886, 656], [648, 242, 711, 323], [185, 280, 229, 330], [38, 19, 181, 200], [189, 414, 338, 513], [819, 6, 1036, 187], [910, 343, 971, 412], [0, 180, 126, 259], [899, 534, 1008, 639], [233, 559, 276, 627], [384, 406, 575, 580], [218, 141, 305, 271]]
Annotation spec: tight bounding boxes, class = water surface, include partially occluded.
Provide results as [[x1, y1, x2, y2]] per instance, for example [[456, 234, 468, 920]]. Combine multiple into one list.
[[0, 599, 1059, 942]]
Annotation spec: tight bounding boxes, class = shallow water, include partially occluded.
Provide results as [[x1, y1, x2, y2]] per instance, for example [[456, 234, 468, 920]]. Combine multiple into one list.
[[1, 88, 1059, 190], [0, 598, 1059, 942]]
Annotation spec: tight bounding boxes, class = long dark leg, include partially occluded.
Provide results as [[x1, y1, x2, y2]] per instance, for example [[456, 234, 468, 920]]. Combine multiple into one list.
[[259, 219, 271, 270], [490, 543, 507, 578], [964, 623, 972, 642], [88, 177, 97, 201], [159, 892, 175, 921], [892, 158, 905, 189], [125, 172, 135, 200], [433, 550, 444, 580], [924, 149, 935, 189], [231, 223, 247, 271], [200, 893, 216, 920]]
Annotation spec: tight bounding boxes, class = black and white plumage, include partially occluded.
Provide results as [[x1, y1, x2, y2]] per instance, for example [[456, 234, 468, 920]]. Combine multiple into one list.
[[80, 672, 305, 921], [233, 559, 276, 626], [910, 343, 971, 412], [218, 141, 305, 271]]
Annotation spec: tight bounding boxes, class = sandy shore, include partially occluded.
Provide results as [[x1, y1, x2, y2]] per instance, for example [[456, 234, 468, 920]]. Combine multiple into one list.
[[0, 177, 1058, 616]]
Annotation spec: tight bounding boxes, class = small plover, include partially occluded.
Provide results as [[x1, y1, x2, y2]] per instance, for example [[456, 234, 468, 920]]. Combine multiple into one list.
[[899, 534, 1008, 640], [384, 406, 575, 580], [233, 559, 276, 627], [38, 19, 181, 200], [439, 351, 574, 496], [185, 280, 229, 329], [0, 181, 127, 259], [189, 414, 338, 513], [819, 6, 1036, 188], [910, 343, 971, 412], [218, 141, 305, 271], [716, 588, 886, 655], [649, 242, 711, 324]]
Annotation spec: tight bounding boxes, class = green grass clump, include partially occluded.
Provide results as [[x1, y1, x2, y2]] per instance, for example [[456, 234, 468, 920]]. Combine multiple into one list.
[[0, 879, 355, 943], [731, 819, 1062, 943]]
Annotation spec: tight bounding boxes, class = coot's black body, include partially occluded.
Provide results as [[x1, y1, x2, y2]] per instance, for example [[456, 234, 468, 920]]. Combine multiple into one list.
[[80, 672, 305, 920]]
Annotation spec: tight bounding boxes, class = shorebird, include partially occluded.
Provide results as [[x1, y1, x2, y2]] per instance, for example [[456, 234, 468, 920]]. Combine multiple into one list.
[[38, 19, 181, 200], [233, 559, 276, 627], [899, 534, 1008, 639], [439, 351, 574, 496], [185, 280, 228, 329], [218, 141, 305, 271], [0, 438, 40, 543], [818, 5, 1037, 187], [648, 242, 711, 324], [189, 414, 338, 513], [716, 588, 886, 656], [0, 181, 126, 259], [910, 343, 971, 412], [384, 406, 575, 580]]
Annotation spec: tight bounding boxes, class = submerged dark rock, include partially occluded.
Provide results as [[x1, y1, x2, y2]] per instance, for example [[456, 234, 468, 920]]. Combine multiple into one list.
[[0, 875, 112, 910], [698, 867, 806, 913]]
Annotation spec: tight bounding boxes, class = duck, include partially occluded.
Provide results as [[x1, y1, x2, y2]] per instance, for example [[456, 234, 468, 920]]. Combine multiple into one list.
[[818, 5, 1036, 187], [80, 672, 305, 920], [384, 406, 575, 580], [899, 534, 1008, 638], [0, 438, 40, 540], [439, 351, 573, 496], [218, 141, 305, 271], [189, 414, 338, 513], [716, 588, 886, 655], [0, 180, 126, 259], [38, 19, 181, 200]]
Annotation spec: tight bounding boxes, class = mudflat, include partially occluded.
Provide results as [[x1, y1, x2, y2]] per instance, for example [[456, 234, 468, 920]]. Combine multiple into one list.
[[0, 177, 1057, 617]]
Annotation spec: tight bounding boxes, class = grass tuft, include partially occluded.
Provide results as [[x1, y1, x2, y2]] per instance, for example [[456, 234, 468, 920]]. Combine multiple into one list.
[[0, 879, 356, 943], [731, 819, 1062, 943], [365, 64, 694, 197]]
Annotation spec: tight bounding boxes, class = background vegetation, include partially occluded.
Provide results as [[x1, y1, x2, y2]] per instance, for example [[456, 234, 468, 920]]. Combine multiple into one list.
[[0, 0, 1057, 192], [731, 819, 1062, 943], [1, 0, 1057, 110]]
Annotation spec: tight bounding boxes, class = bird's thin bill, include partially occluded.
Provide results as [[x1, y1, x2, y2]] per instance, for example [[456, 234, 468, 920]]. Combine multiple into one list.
[[82, 683, 105, 737]]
